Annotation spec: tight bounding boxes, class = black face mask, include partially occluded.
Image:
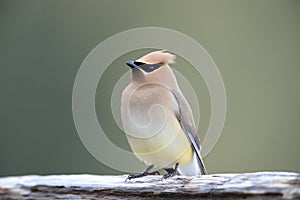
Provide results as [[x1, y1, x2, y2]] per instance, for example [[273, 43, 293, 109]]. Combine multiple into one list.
[[134, 61, 163, 73]]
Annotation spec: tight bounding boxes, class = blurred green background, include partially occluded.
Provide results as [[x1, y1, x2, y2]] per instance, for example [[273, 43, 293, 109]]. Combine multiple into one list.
[[0, 0, 299, 177]]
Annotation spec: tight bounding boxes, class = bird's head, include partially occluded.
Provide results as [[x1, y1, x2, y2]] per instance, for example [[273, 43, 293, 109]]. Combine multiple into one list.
[[126, 50, 176, 74]]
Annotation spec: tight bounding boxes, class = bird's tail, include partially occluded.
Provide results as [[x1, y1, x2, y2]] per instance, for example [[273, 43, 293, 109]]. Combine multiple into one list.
[[197, 153, 207, 175], [177, 152, 207, 176]]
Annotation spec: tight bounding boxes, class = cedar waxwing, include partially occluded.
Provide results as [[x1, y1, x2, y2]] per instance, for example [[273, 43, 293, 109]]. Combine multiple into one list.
[[121, 51, 207, 180]]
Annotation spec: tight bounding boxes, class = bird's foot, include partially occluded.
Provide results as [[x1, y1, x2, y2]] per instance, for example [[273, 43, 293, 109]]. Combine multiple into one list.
[[162, 163, 179, 180], [125, 171, 160, 182]]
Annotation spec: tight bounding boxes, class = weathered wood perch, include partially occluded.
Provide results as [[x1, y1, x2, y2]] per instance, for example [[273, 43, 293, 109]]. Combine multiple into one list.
[[0, 172, 299, 199]]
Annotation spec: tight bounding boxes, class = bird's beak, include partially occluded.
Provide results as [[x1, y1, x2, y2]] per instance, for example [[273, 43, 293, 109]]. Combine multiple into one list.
[[126, 60, 137, 69]]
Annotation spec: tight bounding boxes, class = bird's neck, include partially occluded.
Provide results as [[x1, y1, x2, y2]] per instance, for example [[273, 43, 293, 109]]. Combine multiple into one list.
[[131, 66, 179, 90]]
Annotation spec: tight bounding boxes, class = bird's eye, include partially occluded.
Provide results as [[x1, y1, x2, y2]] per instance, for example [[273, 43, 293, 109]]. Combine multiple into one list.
[[139, 63, 163, 73], [134, 61, 145, 66]]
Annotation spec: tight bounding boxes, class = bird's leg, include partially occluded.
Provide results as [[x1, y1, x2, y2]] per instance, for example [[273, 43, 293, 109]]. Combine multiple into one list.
[[125, 165, 160, 182], [162, 163, 179, 179]]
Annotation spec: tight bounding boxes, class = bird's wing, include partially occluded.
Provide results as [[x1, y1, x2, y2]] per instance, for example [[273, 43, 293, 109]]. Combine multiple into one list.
[[170, 89, 207, 175]]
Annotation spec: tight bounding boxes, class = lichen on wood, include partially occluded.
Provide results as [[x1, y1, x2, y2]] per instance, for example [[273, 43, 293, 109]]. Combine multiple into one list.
[[0, 172, 299, 199]]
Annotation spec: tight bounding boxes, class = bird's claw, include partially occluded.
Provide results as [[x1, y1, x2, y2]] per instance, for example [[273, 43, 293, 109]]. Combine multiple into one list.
[[125, 171, 160, 182]]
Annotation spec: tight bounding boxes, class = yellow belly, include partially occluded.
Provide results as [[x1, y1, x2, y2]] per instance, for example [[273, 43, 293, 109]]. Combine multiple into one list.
[[126, 114, 193, 168]]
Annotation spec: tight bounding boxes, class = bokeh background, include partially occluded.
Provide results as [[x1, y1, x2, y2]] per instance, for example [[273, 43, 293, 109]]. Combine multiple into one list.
[[0, 0, 299, 177]]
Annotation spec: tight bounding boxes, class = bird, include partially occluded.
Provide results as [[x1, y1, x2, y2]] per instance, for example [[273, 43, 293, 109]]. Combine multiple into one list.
[[121, 50, 207, 180]]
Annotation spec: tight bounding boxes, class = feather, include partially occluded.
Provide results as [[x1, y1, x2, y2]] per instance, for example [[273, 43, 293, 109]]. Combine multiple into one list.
[[171, 89, 207, 175], [137, 50, 176, 64]]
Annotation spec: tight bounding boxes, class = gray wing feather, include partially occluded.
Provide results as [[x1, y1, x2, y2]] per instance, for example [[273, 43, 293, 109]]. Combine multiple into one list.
[[171, 89, 207, 175]]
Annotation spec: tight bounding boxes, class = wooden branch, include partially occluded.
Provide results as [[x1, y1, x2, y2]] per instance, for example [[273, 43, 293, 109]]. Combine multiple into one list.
[[0, 172, 299, 199]]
